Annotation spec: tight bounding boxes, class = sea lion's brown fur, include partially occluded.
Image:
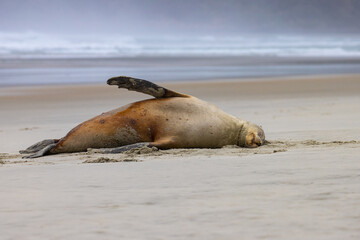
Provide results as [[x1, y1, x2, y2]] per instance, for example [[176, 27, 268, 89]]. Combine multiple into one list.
[[21, 76, 265, 158]]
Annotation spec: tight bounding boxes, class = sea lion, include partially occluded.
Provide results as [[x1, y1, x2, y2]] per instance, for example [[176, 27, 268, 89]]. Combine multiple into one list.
[[20, 76, 265, 158]]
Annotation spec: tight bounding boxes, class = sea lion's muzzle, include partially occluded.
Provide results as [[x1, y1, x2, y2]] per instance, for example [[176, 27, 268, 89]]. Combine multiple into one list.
[[253, 134, 263, 147], [244, 130, 265, 148]]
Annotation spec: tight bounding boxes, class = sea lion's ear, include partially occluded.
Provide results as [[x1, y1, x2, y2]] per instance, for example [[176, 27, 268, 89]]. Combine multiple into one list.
[[107, 76, 189, 98]]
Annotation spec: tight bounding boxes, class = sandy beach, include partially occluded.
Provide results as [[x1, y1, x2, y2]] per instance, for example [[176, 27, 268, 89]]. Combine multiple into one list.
[[1, 74, 360, 239]]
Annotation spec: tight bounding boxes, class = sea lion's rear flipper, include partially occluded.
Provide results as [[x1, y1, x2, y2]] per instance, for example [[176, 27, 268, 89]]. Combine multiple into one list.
[[20, 139, 59, 154], [22, 143, 57, 159], [107, 76, 189, 98]]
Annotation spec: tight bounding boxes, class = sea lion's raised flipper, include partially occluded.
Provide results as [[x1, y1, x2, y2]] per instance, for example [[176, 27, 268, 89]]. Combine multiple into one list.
[[107, 76, 189, 98]]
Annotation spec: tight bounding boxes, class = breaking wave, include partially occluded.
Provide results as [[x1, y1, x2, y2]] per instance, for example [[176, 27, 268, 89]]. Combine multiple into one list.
[[1, 31, 360, 58]]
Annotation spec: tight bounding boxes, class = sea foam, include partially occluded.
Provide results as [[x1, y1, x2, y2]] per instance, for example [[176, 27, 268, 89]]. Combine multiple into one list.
[[1, 32, 360, 58]]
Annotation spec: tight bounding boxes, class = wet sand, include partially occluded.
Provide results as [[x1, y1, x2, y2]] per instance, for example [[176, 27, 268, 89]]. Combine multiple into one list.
[[2, 56, 360, 86], [1, 74, 360, 239]]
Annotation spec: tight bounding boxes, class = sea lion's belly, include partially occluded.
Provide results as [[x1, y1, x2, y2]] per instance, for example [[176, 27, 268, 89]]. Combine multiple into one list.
[[52, 105, 152, 153]]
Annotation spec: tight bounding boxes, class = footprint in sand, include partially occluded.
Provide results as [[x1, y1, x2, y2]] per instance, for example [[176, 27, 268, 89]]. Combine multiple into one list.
[[19, 127, 39, 131]]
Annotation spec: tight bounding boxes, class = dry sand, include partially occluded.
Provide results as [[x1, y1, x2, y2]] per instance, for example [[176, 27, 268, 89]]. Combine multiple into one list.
[[1, 74, 360, 239]]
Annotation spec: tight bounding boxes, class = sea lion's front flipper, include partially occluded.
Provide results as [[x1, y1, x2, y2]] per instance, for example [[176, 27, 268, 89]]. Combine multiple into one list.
[[107, 76, 189, 98], [90, 142, 155, 154], [92, 137, 178, 154]]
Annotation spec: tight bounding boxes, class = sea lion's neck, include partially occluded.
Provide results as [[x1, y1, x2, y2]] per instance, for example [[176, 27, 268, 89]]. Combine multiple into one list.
[[235, 119, 249, 146]]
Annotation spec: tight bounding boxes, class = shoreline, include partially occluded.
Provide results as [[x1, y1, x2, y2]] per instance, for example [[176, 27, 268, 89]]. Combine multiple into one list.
[[1, 55, 360, 87], [2, 61, 360, 87], [2, 55, 360, 69]]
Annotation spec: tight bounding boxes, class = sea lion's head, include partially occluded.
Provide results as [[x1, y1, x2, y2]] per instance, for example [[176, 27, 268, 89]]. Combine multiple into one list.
[[239, 122, 265, 148]]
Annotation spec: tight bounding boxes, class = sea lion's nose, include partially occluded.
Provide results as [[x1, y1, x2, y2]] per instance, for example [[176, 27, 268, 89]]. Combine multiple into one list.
[[254, 135, 262, 146]]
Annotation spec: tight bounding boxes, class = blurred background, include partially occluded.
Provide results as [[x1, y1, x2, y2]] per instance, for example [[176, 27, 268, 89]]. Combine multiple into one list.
[[1, 0, 360, 85]]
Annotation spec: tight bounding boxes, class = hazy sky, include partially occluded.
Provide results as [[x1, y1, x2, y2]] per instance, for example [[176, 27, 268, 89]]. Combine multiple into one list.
[[1, 0, 360, 37]]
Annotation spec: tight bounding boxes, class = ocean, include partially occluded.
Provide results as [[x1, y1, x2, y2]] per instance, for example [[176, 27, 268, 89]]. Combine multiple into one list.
[[1, 32, 360, 86], [1, 32, 360, 58]]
